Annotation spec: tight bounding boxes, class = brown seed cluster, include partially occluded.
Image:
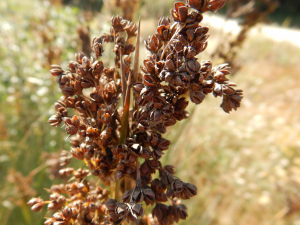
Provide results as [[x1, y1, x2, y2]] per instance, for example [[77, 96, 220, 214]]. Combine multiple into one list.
[[28, 1, 243, 225]]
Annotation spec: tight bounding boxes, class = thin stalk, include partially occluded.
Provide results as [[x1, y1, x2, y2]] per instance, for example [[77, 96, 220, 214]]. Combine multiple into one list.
[[120, 52, 127, 106], [119, 63, 132, 144], [114, 30, 118, 88], [114, 180, 121, 202], [133, 17, 141, 111], [117, 50, 133, 201], [160, 23, 184, 60]]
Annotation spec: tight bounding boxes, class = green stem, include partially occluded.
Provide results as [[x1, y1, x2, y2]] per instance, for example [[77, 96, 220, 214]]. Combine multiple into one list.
[[114, 180, 121, 202]]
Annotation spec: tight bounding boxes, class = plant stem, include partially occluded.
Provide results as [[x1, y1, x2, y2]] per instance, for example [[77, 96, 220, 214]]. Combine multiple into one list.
[[114, 180, 121, 202]]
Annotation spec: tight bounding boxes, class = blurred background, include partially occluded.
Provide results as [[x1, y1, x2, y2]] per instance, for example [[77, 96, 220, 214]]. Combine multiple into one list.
[[0, 0, 300, 224]]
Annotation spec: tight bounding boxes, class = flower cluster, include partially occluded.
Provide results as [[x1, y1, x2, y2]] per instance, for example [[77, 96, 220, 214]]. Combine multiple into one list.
[[28, 1, 243, 225]]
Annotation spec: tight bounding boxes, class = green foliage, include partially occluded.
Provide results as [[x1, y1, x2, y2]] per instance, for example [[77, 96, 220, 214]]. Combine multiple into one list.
[[0, 0, 85, 224], [62, 0, 103, 12]]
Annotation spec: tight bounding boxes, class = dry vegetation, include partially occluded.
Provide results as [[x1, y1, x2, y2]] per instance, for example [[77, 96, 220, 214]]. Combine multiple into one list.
[[0, 0, 300, 224], [164, 30, 300, 225]]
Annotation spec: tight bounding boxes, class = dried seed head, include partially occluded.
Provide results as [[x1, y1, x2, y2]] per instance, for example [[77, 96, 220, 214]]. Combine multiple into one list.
[[58, 168, 74, 177], [28, 198, 44, 212], [35, 3, 245, 224], [187, 0, 226, 12], [31, 201, 44, 212], [171, 2, 189, 22], [50, 65, 64, 77], [122, 187, 156, 206], [48, 114, 63, 127], [207, 0, 226, 12], [124, 21, 138, 39], [74, 168, 90, 179], [168, 203, 188, 223], [145, 34, 163, 53], [152, 203, 169, 225], [27, 197, 43, 207], [111, 15, 128, 33]]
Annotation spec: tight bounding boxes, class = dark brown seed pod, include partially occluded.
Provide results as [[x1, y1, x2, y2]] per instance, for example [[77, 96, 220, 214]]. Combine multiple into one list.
[[92, 61, 104, 75], [207, 0, 226, 12], [171, 2, 189, 22], [70, 147, 84, 160], [50, 65, 63, 77], [66, 125, 78, 135], [168, 203, 188, 222], [145, 34, 163, 53], [48, 114, 62, 127], [27, 197, 43, 207], [187, 0, 226, 12], [111, 15, 127, 33], [58, 168, 74, 176], [152, 203, 169, 225], [31, 201, 44, 212]]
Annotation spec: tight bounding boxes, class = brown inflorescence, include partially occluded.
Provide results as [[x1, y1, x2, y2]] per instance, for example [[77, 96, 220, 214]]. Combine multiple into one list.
[[28, 1, 243, 225]]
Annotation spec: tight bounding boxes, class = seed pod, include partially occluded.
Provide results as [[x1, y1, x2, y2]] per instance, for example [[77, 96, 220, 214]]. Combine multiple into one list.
[[150, 110, 164, 123], [92, 60, 104, 76], [73, 79, 82, 91], [208, 0, 226, 12], [214, 71, 228, 82], [68, 61, 78, 73], [157, 138, 170, 150], [80, 78, 92, 88], [190, 91, 205, 104], [50, 65, 63, 77], [91, 92, 102, 103], [75, 52, 85, 64], [222, 85, 235, 95], [93, 42, 103, 57], [48, 114, 62, 127], [81, 56, 90, 69], [66, 125, 78, 135], [44, 218, 54, 225], [31, 202, 44, 212], [74, 168, 89, 179], [50, 184, 65, 193], [152, 203, 169, 224], [61, 87, 75, 97], [144, 74, 157, 87], [164, 59, 175, 71], [59, 168, 74, 176], [111, 15, 127, 33], [187, 59, 200, 72], [71, 115, 80, 128], [124, 21, 138, 39], [171, 2, 188, 22], [143, 59, 156, 74], [27, 198, 43, 207], [169, 204, 188, 222], [101, 113, 111, 124], [70, 147, 84, 160], [187, 0, 203, 10], [133, 83, 144, 94], [145, 34, 163, 53], [61, 207, 77, 221]]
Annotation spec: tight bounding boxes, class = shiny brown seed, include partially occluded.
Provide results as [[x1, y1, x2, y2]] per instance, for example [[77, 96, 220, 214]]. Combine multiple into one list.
[[208, 0, 226, 12], [31, 202, 44, 212]]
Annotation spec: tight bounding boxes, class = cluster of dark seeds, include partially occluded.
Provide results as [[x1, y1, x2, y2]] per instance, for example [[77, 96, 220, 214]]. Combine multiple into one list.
[[28, 1, 243, 225]]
